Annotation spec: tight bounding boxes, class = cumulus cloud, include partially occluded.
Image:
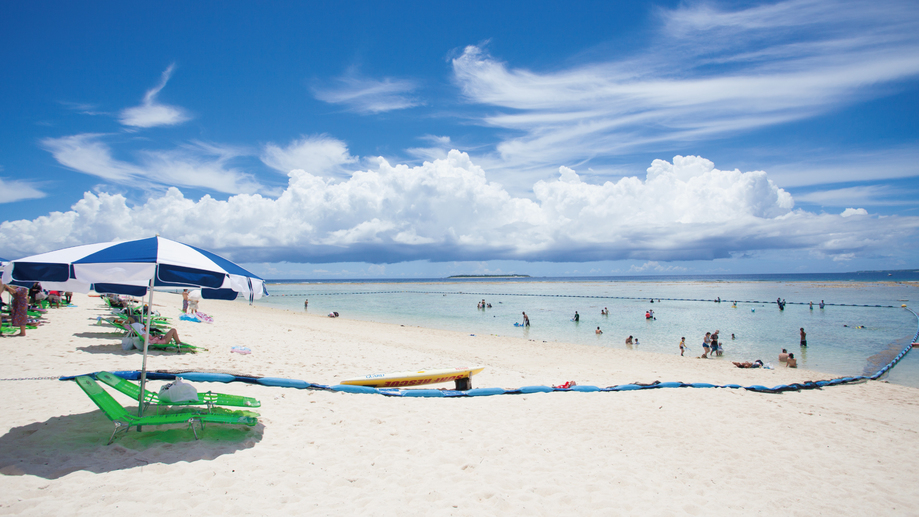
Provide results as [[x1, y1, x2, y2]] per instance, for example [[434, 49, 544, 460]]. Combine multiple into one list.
[[260, 135, 357, 178], [41, 134, 261, 194], [841, 208, 869, 217], [119, 64, 191, 128], [450, 0, 919, 173], [0, 177, 45, 204], [2, 152, 916, 265], [313, 73, 420, 114]]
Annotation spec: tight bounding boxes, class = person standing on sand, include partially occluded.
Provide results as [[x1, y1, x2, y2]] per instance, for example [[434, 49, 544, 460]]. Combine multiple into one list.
[[3, 283, 29, 336], [702, 332, 712, 358], [182, 289, 189, 314], [679, 337, 686, 356], [800, 328, 807, 347]]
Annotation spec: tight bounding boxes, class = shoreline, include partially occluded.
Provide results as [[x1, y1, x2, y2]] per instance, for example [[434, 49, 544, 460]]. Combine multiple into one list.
[[2, 292, 919, 515]]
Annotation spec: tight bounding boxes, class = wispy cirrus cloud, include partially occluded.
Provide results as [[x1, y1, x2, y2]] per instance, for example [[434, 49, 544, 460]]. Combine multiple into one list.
[[313, 71, 421, 114], [0, 175, 45, 204], [119, 64, 191, 128], [765, 147, 919, 188], [40, 134, 260, 194], [451, 0, 919, 175], [796, 185, 915, 207]]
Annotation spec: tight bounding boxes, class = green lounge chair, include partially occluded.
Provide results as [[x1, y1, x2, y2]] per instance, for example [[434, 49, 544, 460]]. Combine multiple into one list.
[[95, 371, 260, 412], [75, 376, 257, 444], [128, 322, 207, 353]]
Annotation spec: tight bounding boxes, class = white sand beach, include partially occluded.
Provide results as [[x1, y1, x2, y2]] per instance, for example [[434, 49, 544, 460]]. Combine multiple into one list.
[[2, 292, 919, 515]]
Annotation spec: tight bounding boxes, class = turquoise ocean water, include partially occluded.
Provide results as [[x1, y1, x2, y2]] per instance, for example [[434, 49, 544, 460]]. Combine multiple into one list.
[[249, 274, 919, 388]]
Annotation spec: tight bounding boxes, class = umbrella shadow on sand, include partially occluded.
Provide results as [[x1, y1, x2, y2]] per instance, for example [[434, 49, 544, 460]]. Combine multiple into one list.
[[0, 410, 263, 479]]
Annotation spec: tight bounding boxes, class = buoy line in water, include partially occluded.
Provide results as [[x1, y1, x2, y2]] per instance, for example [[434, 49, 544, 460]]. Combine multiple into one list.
[[268, 290, 901, 309]]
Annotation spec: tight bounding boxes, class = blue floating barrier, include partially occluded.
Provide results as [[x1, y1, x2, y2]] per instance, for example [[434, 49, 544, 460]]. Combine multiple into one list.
[[465, 387, 506, 397], [657, 382, 684, 388], [570, 385, 601, 392], [690, 383, 716, 388], [401, 389, 445, 397], [611, 384, 642, 391], [518, 385, 555, 393], [440, 390, 467, 397], [332, 384, 380, 395], [177, 372, 237, 383], [258, 377, 312, 389], [110, 370, 143, 380]]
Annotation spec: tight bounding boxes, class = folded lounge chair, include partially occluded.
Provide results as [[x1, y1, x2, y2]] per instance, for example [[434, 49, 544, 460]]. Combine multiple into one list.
[[75, 376, 257, 444], [95, 371, 260, 412]]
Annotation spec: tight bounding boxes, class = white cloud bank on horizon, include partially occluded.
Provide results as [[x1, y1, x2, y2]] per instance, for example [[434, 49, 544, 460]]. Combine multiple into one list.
[[451, 0, 919, 173], [119, 64, 191, 128], [2, 152, 916, 264]]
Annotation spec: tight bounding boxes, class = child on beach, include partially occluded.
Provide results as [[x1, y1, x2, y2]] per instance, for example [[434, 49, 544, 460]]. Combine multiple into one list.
[[596, 327, 602, 334], [679, 337, 686, 356], [702, 332, 712, 358], [786, 353, 797, 368]]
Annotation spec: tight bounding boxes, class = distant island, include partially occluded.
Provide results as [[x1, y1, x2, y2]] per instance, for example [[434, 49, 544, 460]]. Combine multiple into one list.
[[448, 274, 531, 278]]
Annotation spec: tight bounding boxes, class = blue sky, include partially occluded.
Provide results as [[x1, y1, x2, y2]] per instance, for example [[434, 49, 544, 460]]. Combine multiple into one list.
[[1, 0, 918, 278]]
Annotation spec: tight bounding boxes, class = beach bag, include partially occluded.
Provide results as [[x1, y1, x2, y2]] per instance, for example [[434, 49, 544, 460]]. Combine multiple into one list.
[[158, 377, 198, 403], [121, 335, 141, 351]]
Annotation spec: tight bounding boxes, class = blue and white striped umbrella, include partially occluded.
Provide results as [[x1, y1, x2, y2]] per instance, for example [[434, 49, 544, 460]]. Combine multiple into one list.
[[2, 236, 266, 300]]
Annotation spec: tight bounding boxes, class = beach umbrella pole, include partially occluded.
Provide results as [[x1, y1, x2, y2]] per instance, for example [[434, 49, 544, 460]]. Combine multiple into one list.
[[137, 275, 155, 422]]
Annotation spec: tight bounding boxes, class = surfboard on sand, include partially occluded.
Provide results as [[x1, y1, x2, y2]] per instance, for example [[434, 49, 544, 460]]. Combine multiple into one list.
[[340, 366, 485, 390]]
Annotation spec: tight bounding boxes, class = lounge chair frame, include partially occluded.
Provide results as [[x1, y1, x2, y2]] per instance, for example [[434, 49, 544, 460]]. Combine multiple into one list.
[[75, 376, 256, 444]]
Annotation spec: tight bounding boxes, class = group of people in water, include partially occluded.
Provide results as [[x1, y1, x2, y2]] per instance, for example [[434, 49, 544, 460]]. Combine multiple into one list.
[[492, 297, 813, 366]]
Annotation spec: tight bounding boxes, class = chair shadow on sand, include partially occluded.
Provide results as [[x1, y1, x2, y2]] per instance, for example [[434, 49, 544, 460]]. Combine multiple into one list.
[[0, 410, 263, 479], [72, 331, 124, 340]]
